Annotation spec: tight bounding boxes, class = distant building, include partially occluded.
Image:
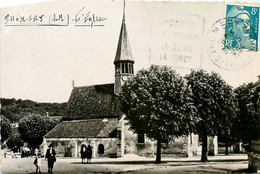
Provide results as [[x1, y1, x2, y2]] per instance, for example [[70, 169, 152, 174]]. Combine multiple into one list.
[[10, 122, 19, 128], [42, 3, 217, 158]]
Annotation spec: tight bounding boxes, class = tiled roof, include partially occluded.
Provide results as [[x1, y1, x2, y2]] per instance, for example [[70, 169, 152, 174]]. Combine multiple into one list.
[[44, 118, 118, 138], [66, 83, 122, 120]]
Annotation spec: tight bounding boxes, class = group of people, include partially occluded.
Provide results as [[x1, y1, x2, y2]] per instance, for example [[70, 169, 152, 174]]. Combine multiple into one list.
[[34, 144, 56, 173], [80, 144, 92, 164], [34, 143, 93, 173]]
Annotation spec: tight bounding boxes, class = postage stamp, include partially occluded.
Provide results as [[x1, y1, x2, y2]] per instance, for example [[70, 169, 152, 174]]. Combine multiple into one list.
[[224, 5, 259, 51]]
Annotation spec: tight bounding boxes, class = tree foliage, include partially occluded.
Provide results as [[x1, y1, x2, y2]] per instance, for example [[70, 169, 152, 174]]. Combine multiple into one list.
[[18, 115, 59, 148], [233, 82, 260, 144], [0, 98, 67, 123], [0, 115, 12, 143], [185, 70, 236, 161], [6, 132, 24, 151], [120, 65, 197, 163]]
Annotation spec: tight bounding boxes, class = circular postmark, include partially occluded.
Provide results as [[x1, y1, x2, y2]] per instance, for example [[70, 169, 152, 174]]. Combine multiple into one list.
[[206, 17, 257, 70]]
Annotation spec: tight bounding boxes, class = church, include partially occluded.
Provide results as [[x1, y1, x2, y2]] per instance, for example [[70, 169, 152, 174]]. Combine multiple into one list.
[[42, 3, 217, 158]]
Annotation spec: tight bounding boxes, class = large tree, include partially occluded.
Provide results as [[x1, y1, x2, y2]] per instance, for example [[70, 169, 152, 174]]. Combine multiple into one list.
[[0, 115, 12, 144], [6, 132, 24, 151], [233, 82, 260, 146], [119, 65, 196, 163], [185, 70, 236, 162], [18, 115, 58, 148]]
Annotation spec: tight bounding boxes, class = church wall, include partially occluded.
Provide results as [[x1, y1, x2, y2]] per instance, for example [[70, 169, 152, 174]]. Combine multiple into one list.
[[161, 137, 189, 157], [42, 138, 117, 158], [77, 138, 118, 158], [190, 134, 201, 156], [123, 121, 201, 157], [124, 123, 154, 156]]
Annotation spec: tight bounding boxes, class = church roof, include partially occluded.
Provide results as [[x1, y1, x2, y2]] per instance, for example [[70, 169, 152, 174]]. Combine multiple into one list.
[[114, 14, 134, 63], [65, 83, 122, 120], [44, 118, 118, 138]]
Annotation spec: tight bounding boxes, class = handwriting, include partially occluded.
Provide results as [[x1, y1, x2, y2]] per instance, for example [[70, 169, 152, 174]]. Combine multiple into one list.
[[72, 7, 107, 27], [4, 7, 107, 27], [5, 14, 45, 25]]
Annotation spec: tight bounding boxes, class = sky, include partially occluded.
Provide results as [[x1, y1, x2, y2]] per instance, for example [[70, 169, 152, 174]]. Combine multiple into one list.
[[1, 0, 260, 103]]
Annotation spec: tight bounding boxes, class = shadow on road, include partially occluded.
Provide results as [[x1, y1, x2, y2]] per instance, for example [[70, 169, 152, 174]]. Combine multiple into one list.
[[70, 159, 247, 165]]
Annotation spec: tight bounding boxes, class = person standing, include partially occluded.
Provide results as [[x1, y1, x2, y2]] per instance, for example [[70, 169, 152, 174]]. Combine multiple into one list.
[[34, 154, 42, 174], [86, 145, 92, 164], [45, 144, 56, 173], [80, 144, 87, 164], [35, 148, 39, 157], [4, 149, 7, 158]]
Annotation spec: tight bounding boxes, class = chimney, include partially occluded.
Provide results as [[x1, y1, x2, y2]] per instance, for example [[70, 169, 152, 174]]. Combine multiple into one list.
[[72, 80, 75, 89], [46, 112, 49, 117], [258, 75, 260, 82]]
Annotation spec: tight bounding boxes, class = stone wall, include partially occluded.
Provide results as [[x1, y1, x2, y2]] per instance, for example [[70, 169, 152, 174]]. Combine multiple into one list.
[[123, 123, 201, 157], [190, 134, 201, 156], [248, 140, 260, 172], [42, 138, 117, 158], [161, 137, 189, 157], [124, 124, 154, 156]]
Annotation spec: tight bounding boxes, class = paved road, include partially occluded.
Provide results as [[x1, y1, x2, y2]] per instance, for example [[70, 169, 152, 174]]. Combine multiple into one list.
[[0, 154, 249, 174]]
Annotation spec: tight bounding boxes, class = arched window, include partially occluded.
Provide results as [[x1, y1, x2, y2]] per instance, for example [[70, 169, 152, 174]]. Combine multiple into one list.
[[98, 144, 104, 155]]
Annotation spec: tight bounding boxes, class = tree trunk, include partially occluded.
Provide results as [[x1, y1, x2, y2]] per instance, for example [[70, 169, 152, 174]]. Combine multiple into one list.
[[225, 142, 229, 155], [156, 139, 161, 163], [201, 133, 208, 162]]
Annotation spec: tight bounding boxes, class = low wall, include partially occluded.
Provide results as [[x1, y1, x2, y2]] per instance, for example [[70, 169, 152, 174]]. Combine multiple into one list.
[[248, 140, 260, 173]]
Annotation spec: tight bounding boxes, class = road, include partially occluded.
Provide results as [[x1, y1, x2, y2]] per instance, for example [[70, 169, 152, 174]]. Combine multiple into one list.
[[0, 154, 249, 174]]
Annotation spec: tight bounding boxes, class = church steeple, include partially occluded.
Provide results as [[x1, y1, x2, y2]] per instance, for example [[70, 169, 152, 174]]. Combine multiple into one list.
[[114, 1, 134, 95]]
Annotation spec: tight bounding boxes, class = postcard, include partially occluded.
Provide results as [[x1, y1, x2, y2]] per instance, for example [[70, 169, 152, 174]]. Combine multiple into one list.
[[0, 1, 260, 173]]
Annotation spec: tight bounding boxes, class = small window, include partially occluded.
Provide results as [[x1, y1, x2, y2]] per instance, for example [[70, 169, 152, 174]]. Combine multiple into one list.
[[129, 64, 133, 74], [131, 65, 134, 74], [115, 64, 120, 74], [137, 133, 145, 144], [122, 63, 125, 73], [125, 63, 129, 73], [117, 130, 121, 140]]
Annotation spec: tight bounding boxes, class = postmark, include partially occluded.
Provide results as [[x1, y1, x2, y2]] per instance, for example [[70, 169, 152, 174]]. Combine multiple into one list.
[[150, 14, 204, 70], [207, 5, 259, 70]]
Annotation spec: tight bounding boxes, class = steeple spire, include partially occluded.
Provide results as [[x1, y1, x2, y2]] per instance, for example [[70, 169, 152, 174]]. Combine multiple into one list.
[[123, 0, 125, 22], [114, 1, 134, 63], [114, 1, 134, 95]]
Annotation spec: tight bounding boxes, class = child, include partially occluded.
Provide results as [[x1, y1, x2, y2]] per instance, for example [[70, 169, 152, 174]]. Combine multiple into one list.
[[34, 155, 42, 173]]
